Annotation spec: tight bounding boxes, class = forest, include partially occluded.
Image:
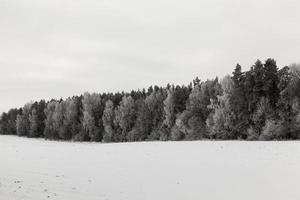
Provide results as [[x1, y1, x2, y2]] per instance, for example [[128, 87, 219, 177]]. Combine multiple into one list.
[[0, 58, 300, 142]]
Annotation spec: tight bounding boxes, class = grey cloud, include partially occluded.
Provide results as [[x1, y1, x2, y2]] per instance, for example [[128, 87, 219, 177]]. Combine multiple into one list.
[[1, 0, 300, 112]]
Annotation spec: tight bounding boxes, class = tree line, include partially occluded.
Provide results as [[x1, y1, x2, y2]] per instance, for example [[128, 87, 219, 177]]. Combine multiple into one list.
[[1, 58, 300, 141]]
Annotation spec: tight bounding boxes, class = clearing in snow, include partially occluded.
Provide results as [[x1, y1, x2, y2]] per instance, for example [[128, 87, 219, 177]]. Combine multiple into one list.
[[0, 135, 300, 200]]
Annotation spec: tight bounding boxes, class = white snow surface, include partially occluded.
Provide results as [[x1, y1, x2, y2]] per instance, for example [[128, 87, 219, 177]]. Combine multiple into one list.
[[1, 135, 300, 200]]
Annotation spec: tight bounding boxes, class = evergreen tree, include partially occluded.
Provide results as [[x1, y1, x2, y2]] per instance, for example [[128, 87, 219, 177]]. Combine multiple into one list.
[[230, 64, 248, 138], [252, 60, 265, 110], [0, 112, 9, 135], [263, 58, 280, 107]]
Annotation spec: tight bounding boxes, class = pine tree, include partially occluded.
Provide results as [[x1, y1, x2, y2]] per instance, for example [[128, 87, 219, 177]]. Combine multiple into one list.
[[230, 64, 248, 138], [252, 60, 265, 107], [263, 58, 279, 107], [0, 112, 9, 135]]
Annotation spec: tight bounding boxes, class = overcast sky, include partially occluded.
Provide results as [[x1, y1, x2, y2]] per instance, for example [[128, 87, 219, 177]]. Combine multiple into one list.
[[0, 0, 300, 112]]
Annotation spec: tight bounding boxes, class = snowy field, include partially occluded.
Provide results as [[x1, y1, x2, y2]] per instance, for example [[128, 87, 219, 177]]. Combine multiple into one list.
[[1, 135, 300, 200]]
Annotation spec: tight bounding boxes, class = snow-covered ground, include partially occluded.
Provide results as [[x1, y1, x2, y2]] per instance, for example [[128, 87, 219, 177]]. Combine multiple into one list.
[[1, 135, 300, 200]]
